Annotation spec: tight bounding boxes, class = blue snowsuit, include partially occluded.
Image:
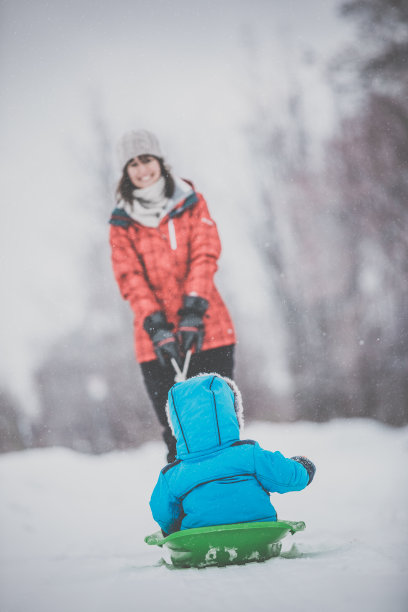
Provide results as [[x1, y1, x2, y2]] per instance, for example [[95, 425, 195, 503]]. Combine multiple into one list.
[[149, 374, 310, 535]]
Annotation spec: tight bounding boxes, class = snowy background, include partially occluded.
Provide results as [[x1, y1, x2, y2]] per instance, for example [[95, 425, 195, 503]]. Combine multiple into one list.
[[1, 0, 406, 443], [0, 0, 354, 415]]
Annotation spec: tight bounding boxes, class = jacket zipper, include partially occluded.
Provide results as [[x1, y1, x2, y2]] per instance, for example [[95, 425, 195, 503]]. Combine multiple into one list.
[[168, 218, 177, 250]]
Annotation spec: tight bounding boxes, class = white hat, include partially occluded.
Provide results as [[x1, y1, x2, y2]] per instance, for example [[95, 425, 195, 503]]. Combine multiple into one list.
[[117, 129, 162, 169]]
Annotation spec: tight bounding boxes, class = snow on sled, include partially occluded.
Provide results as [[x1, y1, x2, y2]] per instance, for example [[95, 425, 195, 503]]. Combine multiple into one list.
[[145, 520, 305, 568]]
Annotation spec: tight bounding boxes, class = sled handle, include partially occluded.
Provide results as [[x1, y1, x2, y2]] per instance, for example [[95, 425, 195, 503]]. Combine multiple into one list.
[[170, 358, 183, 380], [182, 349, 192, 379], [171, 349, 192, 383], [145, 531, 165, 547]]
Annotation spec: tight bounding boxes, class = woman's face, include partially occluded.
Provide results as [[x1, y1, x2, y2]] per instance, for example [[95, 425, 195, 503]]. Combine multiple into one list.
[[127, 155, 162, 189]]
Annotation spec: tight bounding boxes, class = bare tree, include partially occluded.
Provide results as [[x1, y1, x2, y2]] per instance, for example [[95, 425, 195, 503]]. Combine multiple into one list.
[[243, 3, 408, 425]]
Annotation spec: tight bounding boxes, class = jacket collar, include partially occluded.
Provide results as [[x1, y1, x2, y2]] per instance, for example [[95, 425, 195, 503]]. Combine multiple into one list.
[[109, 177, 198, 228]]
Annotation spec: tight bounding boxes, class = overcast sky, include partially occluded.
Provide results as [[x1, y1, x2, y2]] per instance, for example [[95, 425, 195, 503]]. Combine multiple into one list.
[[1, 0, 352, 153], [0, 0, 354, 407]]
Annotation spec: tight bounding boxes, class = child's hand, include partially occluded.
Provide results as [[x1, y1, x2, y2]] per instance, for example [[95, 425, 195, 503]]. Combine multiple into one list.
[[291, 456, 316, 485]]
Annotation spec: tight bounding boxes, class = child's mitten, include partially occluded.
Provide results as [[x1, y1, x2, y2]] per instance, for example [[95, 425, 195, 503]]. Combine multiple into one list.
[[291, 456, 316, 485]]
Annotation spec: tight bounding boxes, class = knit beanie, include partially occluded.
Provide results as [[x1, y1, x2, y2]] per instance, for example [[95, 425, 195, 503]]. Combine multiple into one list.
[[117, 129, 162, 169]]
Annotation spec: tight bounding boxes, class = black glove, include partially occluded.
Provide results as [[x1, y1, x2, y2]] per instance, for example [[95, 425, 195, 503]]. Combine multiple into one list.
[[291, 456, 316, 485], [143, 311, 181, 368], [177, 295, 209, 354]]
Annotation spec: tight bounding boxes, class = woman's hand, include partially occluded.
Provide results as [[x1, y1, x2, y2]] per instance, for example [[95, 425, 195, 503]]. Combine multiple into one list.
[[144, 312, 182, 367], [177, 295, 209, 354]]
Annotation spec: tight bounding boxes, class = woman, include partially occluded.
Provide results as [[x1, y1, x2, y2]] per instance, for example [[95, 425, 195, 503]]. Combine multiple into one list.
[[109, 129, 236, 462]]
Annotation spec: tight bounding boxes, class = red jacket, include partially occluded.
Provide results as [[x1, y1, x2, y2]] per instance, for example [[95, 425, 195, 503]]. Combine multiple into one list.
[[109, 186, 236, 363]]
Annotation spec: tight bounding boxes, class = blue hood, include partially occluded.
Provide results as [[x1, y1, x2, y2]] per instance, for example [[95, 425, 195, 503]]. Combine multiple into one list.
[[167, 374, 241, 459]]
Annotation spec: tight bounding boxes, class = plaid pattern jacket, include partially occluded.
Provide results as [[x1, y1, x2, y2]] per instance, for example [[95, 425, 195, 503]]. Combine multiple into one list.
[[109, 187, 236, 363]]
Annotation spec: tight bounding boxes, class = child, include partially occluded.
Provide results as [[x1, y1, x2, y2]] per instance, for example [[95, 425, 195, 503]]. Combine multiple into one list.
[[149, 374, 316, 535]]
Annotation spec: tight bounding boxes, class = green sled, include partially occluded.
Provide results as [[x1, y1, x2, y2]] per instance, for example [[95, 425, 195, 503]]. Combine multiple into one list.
[[145, 520, 305, 568]]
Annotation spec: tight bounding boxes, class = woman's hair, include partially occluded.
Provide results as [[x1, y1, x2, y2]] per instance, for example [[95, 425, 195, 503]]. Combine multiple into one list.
[[116, 155, 175, 204]]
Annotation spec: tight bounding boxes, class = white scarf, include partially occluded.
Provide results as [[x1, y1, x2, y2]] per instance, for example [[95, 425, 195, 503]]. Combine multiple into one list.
[[118, 176, 193, 228], [121, 176, 170, 228]]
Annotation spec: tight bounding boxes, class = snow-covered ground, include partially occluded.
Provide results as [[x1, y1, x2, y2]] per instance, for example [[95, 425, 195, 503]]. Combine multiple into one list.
[[1, 419, 407, 612]]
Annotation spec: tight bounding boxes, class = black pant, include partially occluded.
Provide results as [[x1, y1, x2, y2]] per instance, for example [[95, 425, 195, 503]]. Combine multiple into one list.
[[140, 345, 235, 461]]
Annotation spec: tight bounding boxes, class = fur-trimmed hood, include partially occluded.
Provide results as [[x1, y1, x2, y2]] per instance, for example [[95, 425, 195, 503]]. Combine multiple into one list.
[[166, 374, 244, 459]]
